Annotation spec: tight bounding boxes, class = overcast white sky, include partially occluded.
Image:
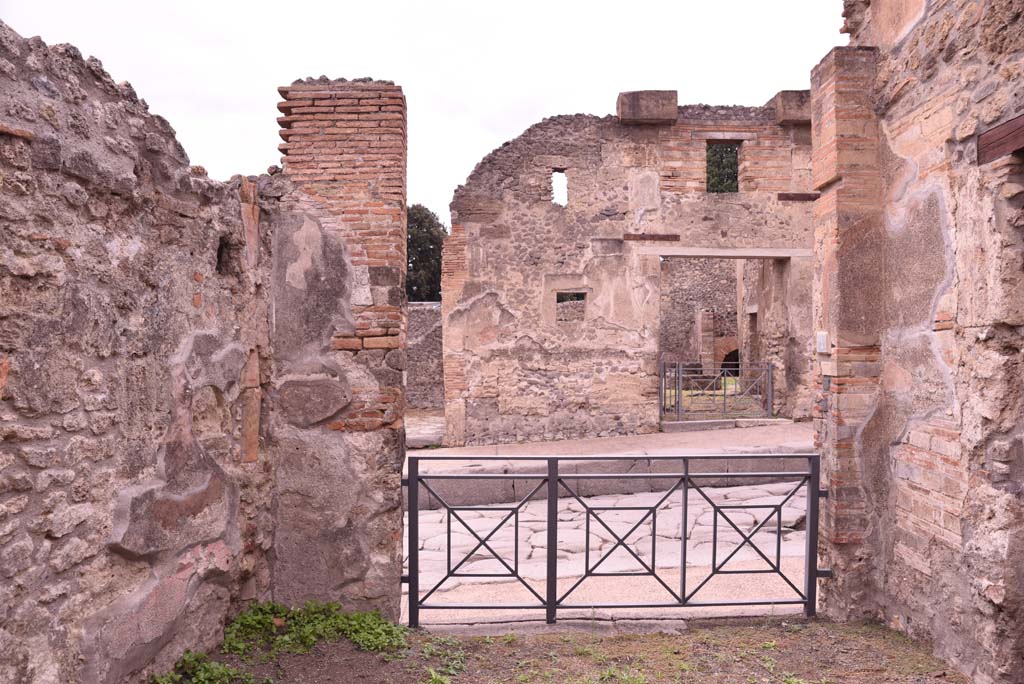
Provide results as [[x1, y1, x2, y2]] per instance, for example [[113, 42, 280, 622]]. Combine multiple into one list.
[[4, 1, 847, 225]]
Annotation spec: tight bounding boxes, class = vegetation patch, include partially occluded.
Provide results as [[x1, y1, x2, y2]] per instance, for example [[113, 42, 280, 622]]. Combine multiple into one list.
[[153, 614, 965, 684], [222, 601, 407, 658], [151, 651, 255, 684]]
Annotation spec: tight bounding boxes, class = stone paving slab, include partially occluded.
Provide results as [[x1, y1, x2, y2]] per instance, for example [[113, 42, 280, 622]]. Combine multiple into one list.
[[409, 421, 813, 460], [405, 423, 815, 510], [407, 409, 445, 448], [403, 421, 811, 507]]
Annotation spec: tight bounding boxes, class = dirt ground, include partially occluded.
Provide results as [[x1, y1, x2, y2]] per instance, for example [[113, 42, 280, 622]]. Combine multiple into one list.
[[226, 617, 966, 684]]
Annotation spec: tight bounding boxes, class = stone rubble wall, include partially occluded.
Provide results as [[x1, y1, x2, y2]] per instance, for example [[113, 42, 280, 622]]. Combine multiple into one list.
[[407, 302, 444, 409], [814, 2, 1024, 682], [735, 259, 763, 371], [442, 106, 816, 446], [658, 257, 737, 366], [0, 22, 405, 684]]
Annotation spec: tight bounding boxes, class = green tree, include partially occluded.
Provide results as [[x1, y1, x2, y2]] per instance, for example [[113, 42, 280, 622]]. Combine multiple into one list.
[[706, 143, 739, 193], [406, 204, 447, 301]]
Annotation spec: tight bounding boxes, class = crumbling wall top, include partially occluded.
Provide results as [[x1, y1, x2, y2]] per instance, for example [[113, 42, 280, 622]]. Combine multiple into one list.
[[676, 103, 774, 123]]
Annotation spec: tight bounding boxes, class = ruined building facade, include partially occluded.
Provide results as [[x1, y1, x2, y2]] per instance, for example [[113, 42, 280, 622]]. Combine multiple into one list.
[[441, 93, 817, 446], [0, 23, 406, 683], [1, 0, 1024, 682]]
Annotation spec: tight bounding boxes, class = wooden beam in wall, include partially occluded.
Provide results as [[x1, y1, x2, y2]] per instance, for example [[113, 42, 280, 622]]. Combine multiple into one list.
[[637, 246, 813, 259], [978, 113, 1024, 165], [623, 233, 681, 241], [777, 192, 820, 202]]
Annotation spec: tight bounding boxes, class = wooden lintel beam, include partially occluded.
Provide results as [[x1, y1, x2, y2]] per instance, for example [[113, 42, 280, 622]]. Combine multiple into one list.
[[623, 233, 681, 242], [637, 246, 813, 259], [778, 192, 820, 202], [978, 113, 1024, 165]]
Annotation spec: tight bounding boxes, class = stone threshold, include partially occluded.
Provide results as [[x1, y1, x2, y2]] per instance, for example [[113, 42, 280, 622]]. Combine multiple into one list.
[[661, 418, 794, 432]]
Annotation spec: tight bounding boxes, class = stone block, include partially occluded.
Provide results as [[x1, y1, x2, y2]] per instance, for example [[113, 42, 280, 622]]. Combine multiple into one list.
[[331, 337, 363, 351], [276, 376, 352, 427], [616, 91, 678, 125], [363, 335, 400, 349], [769, 90, 811, 125]]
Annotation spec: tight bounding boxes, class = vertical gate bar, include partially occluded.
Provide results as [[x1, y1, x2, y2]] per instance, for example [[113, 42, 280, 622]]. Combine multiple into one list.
[[676, 363, 682, 421], [680, 458, 689, 603], [585, 509, 590, 574], [804, 454, 821, 617], [722, 370, 727, 414], [658, 360, 664, 416], [408, 457, 419, 628], [651, 506, 658, 569], [514, 511, 520, 573], [766, 362, 774, 416], [546, 458, 558, 624], [711, 501, 718, 572]]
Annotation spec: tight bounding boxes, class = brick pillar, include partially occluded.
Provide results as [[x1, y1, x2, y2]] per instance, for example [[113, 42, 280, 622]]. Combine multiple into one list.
[[440, 216, 468, 445], [278, 80, 407, 369], [810, 46, 884, 617], [271, 79, 407, 615]]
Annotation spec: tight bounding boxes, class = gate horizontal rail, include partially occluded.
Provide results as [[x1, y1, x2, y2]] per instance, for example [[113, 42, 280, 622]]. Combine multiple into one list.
[[402, 453, 828, 627]]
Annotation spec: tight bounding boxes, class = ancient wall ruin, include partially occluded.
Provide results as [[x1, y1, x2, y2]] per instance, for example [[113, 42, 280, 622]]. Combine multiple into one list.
[[734, 256, 815, 418], [813, 2, 1024, 682], [658, 257, 737, 367], [407, 301, 444, 409], [442, 96, 817, 446], [0, 22, 406, 684]]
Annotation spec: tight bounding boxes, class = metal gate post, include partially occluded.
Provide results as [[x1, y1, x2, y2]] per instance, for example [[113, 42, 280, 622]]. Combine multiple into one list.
[[408, 456, 419, 628], [675, 363, 682, 421], [766, 362, 774, 416], [658, 360, 664, 417], [804, 454, 820, 617], [546, 458, 559, 624], [722, 370, 727, 414]]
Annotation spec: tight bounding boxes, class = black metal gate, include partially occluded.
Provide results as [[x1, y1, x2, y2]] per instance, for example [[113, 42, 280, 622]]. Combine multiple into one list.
[[402, 453, 828, 627], [659, 362, 773, 420]]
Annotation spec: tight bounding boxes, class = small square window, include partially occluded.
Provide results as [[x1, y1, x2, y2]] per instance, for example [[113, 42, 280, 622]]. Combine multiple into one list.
[[706, 142, 739, 193], [551, 170, 568, 206], [555, 291, 586, 322]]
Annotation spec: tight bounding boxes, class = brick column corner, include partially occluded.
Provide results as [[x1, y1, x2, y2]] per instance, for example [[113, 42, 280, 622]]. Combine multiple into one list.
[[809, 46, 885, 619]]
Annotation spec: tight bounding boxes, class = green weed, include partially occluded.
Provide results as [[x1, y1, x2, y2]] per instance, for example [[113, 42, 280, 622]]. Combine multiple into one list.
[[150, 651, 254, 684], [424, 667, 451, 684], [221, 601, 407, 658], [596, 667, 648, 684], [420, 635, 467, 679]]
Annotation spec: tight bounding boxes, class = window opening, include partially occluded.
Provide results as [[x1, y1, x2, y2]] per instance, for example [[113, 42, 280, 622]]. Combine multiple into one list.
[[555, 291, 585, 322]]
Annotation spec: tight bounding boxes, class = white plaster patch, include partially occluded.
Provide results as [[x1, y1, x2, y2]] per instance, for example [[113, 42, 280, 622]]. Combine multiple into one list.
[[284, 215, 323, 290], [628, 169, 661, 223], [351, 264, 372, 306], [104, 236, 142, 265]]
